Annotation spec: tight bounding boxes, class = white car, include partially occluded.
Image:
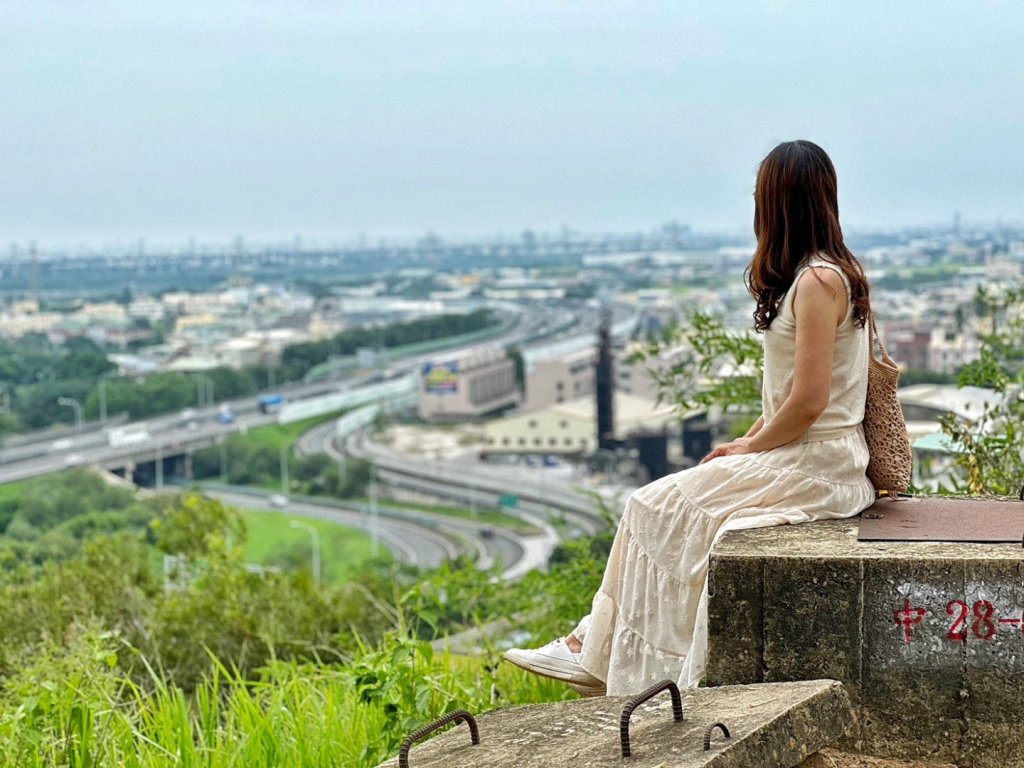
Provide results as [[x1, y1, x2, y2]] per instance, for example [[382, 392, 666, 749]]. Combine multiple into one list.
[[269, 494, 289, 508]]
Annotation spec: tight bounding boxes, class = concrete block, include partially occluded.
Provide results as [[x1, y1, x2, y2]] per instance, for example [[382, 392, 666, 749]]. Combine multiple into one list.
[[706, 552, 762, 686], [960, 560, 1024, 768], [763, 555, 862, 694], [375, 680, 853, 768], [859, 558, 965, 763], [707, 511, 1024, 766]]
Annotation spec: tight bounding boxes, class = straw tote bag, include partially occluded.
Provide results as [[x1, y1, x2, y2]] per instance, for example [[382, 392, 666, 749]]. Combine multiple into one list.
[[863, 313, 912, 494]]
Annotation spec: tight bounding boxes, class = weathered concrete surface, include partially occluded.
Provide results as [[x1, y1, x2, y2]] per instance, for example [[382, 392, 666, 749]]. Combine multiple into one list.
[[376, 680, 851, 768], [707, 516, 1024, 767], [799, 750, 956, 768]]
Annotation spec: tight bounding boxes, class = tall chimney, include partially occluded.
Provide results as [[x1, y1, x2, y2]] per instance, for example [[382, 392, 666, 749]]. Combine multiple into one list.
[[596, 308, 615, 451]]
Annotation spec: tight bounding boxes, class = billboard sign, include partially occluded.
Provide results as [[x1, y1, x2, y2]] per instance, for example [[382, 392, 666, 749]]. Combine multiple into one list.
[[423, 361, 459, 394]]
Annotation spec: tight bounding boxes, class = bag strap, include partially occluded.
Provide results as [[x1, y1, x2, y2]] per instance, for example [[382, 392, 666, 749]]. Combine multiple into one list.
[[868, 312, 896, 366]]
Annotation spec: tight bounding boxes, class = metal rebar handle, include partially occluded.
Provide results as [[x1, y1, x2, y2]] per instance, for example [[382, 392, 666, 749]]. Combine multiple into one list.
[[619, 679, 684, 758], [703, 722, 731, 751], [398, 709, 479, 768]]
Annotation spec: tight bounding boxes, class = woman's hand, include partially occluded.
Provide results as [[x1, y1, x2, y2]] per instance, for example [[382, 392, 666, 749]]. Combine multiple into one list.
[[699, 437, 755, 464]]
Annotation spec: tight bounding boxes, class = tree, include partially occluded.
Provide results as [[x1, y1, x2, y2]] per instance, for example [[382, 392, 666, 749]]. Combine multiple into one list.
[[629, 311, 763, 420], [939, 283, 1024, 495], [151, 492, 246, 560]]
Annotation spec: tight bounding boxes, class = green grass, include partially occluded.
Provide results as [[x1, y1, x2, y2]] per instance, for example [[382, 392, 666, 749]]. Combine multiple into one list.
[[0, 480, 27, 505], [238, 410, 345, 453], [0, 632, 574, 767], [240, 509, 391, 583], [358, 497, 541, 535]]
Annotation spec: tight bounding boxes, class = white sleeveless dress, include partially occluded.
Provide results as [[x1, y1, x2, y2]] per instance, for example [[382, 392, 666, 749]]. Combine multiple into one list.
[[572, 255, 877, 694]]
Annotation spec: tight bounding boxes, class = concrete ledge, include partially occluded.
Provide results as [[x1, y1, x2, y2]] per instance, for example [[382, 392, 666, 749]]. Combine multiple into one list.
[[376, 679, 852, 768], [707, 516, 1024, 767]]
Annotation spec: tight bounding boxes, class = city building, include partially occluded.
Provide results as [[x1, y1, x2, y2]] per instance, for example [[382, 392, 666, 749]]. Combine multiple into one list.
[[898, 383, 1002, 491], [616, 341, 690, 400], [480, 391, 678, 456], [523, 346, 596, 411], [417, 347, 519, 421]]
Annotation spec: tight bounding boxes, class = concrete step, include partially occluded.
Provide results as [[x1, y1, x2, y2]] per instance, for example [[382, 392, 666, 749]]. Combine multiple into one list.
[[376, 679, 852, 768], [707, 513, 1024, 767]]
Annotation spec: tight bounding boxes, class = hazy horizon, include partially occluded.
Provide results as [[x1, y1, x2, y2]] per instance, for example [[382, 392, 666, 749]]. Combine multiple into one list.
[[4, 2, 1024, 245]]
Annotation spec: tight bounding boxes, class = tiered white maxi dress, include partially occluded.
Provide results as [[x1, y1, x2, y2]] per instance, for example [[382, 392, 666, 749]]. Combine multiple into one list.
[[572, 256, 877, 695]]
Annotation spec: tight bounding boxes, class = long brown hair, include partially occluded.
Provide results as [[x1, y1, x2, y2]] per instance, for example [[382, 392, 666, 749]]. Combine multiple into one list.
[[745, 140, 869, 331]]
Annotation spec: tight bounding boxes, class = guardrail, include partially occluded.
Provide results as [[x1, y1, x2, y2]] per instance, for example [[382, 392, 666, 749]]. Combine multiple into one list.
[[279, 376, 417, 424]]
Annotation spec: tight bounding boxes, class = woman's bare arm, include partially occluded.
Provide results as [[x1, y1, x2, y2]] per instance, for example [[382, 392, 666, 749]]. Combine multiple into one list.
[[743, 415, 765, 438]]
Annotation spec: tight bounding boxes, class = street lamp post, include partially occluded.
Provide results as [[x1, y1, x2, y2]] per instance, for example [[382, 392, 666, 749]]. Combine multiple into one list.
[[289, 520, 321, 587], [218, 437, 228, 483], [279, 443, 290, 495], [335, 452, 347, 490], [193, 374, 214, 409], [57, 396, 83, 432], [98, 371, 117, 423], [368, 463, 379, 557]]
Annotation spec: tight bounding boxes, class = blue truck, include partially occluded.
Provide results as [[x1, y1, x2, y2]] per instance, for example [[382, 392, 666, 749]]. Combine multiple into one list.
[[257, 393, 286, 414]]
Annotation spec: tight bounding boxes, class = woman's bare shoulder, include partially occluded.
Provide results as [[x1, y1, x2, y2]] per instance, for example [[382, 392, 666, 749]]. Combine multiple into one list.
[[797, 265, 846, 296]]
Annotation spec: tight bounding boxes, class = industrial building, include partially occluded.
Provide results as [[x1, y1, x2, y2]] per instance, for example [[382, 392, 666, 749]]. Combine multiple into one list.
[[480, 392, 678, 456]]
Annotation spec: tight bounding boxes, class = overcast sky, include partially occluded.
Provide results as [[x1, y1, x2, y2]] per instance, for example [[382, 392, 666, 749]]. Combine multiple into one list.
[[2, 2, 1022, 246]]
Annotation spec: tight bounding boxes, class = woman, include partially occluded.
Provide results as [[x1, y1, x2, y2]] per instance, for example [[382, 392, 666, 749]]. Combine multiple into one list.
[[504, 140, 877, 696]]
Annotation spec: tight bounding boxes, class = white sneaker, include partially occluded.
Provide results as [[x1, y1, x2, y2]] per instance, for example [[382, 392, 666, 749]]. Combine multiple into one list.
[[502, 638, 604, 688], [567, 679, 607, 697]]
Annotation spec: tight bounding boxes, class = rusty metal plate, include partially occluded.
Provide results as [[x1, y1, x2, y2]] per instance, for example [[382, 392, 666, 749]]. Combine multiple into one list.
[[857, 496, 1024, 543]]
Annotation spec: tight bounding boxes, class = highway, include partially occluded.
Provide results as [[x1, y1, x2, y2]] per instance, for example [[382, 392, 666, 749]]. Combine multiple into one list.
[[0, 298, 622, 481], [0, 299, 635, 577], [0, 300, 559, 482], [206, 488, 461, 569], [293, 420, 544, 577], [202, 486, 537, 577], [347, 431, 608, 534]]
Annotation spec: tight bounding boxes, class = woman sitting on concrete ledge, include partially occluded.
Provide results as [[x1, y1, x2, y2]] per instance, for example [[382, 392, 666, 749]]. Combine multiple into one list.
[[504, 140, 877, 696]]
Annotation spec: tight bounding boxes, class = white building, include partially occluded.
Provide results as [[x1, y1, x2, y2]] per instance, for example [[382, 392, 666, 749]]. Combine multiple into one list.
[[481, 392, 678, 456]]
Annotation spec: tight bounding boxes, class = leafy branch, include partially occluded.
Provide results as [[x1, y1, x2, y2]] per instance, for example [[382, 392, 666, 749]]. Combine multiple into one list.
[[629, 311, 763, 417], [940, 283, 1024, 495]]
